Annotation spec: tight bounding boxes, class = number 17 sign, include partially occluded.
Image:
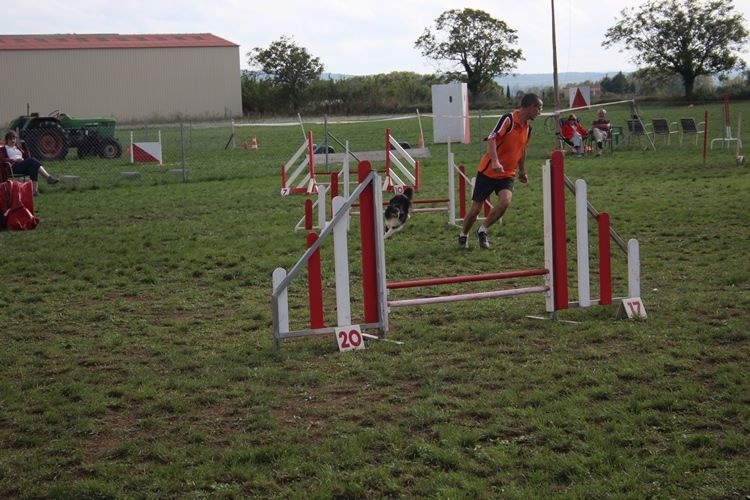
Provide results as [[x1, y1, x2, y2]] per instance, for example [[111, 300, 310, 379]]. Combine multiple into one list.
[[335, 325, 366, 352], [618, 297, 647, 320]]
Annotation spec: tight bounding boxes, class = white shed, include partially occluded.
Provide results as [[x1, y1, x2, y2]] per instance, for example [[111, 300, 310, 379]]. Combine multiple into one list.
[[0, 33, 242, 123]]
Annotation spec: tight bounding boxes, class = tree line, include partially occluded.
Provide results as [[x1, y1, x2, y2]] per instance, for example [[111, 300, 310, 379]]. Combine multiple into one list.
[[241, 68, 750, 117], [241, 71, 446, 116], [241, 0, 748, 117]]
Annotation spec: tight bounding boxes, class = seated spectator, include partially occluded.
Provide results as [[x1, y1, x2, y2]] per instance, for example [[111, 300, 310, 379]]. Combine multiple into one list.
[[590, 109, 612, 157], [561, 114, 588, 157], [2, 131, 59, 195]]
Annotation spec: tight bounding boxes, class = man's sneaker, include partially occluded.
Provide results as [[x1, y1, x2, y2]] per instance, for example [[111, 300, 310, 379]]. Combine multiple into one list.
[[47, 176, 59, 185], [476, 230, 490, 249], [458, 234, 468, 248]]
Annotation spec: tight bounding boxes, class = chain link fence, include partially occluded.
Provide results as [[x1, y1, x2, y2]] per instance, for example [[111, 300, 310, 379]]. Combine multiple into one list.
[[9, 109, 609, 193], [9, 121, 244, 189], [8, 114, 436, 190]]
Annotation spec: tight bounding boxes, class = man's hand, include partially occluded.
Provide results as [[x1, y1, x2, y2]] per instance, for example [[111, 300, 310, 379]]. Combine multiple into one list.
[[518, 172, 528, 184], [492, 159, 504, 173]]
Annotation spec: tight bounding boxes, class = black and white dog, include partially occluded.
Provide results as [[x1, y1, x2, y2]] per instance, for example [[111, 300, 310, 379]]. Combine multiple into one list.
[[383, 187, 414, 240]]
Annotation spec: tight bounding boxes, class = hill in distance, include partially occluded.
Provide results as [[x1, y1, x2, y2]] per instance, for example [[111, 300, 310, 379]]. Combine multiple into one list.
[[321, 71, 625, 91], [496, 71, 624, 91]]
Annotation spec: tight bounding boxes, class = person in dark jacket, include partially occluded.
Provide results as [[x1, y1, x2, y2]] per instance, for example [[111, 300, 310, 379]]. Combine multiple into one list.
[[1, 131, 59, 195]]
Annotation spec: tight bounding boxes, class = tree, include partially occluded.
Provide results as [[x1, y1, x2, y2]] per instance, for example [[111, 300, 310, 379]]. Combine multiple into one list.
[[415, 8, 523, 103], [600, 72, 634, 94], [247, 36, 324, 112], [240, 72, 276, 115], [603, 0, 748, 99]]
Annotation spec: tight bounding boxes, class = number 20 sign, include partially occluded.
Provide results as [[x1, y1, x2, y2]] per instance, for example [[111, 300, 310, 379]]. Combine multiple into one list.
[[335, 325, 366, 352]]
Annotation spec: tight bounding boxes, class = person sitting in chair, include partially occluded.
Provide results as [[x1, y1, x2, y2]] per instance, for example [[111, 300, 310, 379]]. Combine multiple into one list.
[[561, 114, 588, 157], [1, 131, 59, 195], [590, 108, 612, 157]]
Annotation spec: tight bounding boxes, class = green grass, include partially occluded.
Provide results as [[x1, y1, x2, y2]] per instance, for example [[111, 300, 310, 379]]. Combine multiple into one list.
[[1, 100, 749, 498]]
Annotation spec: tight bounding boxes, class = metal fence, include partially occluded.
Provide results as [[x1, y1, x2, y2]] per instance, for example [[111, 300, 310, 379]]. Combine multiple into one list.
[[10, 121, 246, 189], [10, 114, 434, 190]]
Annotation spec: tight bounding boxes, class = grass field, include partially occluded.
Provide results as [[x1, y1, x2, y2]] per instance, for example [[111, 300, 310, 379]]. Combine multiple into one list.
[[1, 100, 749, 498]]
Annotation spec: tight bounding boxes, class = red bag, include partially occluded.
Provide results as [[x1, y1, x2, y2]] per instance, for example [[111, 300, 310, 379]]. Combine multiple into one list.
[[0, 180, 39, 230]]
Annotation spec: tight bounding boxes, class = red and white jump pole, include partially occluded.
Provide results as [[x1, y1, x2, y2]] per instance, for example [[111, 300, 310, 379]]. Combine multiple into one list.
[[387, 268, 550, 308], [710, 95, 743, 150], [385, 128, 420, 192], [272, 161, 387, 346], [287, 129, 423, 228], [545, 150, 621, 310], [296, 172, 341, 232], [281, 130, 318, 196], [548, 150, 569, 310]]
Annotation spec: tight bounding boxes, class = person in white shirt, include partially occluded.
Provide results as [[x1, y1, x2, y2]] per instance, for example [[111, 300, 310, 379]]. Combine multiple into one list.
[[2, 131, 59, 195], [589, 109, 613, 157]]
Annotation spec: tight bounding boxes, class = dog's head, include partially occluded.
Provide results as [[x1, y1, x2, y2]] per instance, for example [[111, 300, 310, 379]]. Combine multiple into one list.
[[384, 205, 402, 220], [384, 205, 404, 229]]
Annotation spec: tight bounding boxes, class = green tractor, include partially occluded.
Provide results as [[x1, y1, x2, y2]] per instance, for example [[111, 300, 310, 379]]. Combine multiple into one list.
[[8, 110, 123, 161]]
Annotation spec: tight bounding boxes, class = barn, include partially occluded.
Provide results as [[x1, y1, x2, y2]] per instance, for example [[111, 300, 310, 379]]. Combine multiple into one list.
[[0, 33, 242, 124]]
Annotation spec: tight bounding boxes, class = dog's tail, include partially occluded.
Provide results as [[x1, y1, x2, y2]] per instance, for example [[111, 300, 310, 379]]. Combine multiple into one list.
[[403, 187, 414, 200]]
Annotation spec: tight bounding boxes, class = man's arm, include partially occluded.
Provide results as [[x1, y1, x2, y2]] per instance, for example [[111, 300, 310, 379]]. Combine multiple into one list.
[[487, 136, 503, 173], [517, 153, 528, 183]]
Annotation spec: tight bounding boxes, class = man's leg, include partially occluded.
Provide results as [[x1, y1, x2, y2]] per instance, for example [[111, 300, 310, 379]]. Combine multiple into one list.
[[461, 200, 483, 236], [475, 190, 513, 249], [459, 200, 483, 248], [482, 190, 512, 229]]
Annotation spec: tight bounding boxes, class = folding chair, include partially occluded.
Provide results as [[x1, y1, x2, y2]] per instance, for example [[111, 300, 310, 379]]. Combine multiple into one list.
[[627, 119, 654, 149], [556, 117, 591, 155], [591, 123, 622, 154], [608, 126, 624, 150], [678, 118, 705, 146], [650, 119, 678, 145], [0, 145, 28, 182]]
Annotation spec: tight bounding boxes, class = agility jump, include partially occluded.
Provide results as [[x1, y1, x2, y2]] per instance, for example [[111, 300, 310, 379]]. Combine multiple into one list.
[[271, 151, 644, 347], [286, 129, 430, 232], [280, 129, 427, 197], [296, 143, 485, 233], [710, 95, 743, 151]]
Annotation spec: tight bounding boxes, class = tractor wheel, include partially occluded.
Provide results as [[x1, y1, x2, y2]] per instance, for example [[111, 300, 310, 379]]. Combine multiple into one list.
[[98, 138, 122, 159], [25, 123, 68, 161]]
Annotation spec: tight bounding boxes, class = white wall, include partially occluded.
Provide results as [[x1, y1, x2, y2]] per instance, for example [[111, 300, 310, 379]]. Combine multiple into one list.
[[0, 46, 242, 124]]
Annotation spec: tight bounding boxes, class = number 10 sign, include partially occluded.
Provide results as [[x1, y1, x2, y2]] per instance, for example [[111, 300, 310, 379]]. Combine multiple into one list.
[[335, 325, 366, 352]]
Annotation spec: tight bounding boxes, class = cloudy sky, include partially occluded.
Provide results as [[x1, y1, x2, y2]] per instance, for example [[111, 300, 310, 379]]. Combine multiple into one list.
[[11, 0, 750, 76]]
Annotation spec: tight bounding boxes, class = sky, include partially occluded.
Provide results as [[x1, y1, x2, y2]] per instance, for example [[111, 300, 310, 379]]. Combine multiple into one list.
[[11, 0, 750, 76]]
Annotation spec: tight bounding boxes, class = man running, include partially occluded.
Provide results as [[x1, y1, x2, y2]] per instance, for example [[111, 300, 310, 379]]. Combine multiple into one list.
[[458, 93, 543, 249]]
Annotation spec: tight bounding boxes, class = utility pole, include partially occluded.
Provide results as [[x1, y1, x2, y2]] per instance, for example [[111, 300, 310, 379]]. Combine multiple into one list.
[[550, 0, 562, 147], [551, 0, 560, 111]]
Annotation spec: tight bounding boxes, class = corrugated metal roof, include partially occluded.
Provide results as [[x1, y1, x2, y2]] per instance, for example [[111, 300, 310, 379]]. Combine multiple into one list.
[[0, 33, 238, 50]]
